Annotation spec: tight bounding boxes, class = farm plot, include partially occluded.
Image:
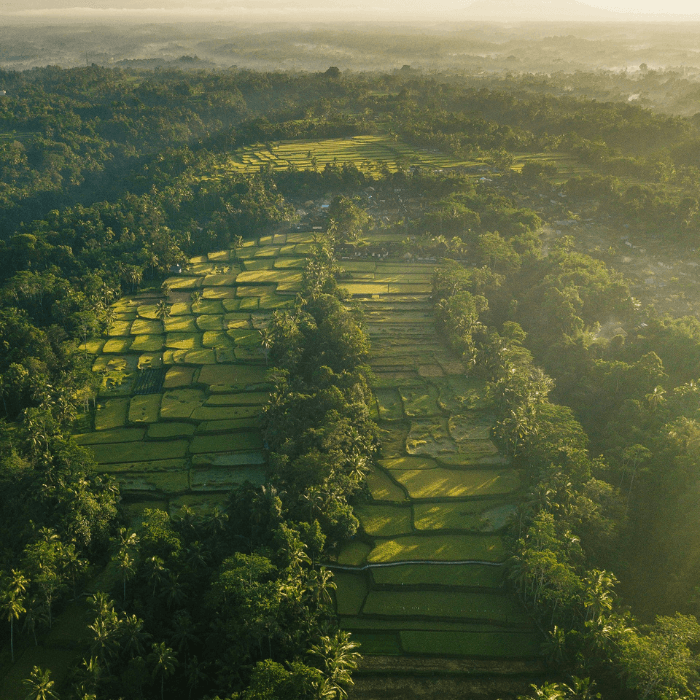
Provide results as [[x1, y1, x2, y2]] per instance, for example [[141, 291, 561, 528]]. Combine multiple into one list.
[[413, 502, 517, 532], [223, 135, 480, 175], [367, 534, 506, 563], [361, 590, 530, 625], [355, 504, 413, 537], [331, 242, 539, 662], [391, 468, 520, 500], [400, 630, 543, 658], [78, 232, 314, 508], [81, 228, 538, 662], [371, 563, 505, 589]]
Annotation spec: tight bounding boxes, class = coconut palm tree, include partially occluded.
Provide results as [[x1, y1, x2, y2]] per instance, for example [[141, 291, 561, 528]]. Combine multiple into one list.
[[145, 556, 167, 600], [113, 548, 136, 604], [260, 328, 272, 365], [23, 596, 47, 646], [308, 631, 361, 700], [149, 642, 177, 700], [23, 666, 59, 700], [120, 614, 151, 660], [1, 585, 26, 662], [190, 290, 202, 311], [155, 300, 171, 330], [186, 656, 208, 700]]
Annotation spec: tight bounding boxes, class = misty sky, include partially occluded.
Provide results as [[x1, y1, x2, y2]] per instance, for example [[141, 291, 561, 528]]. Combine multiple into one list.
[[2, 0, 700, 21]]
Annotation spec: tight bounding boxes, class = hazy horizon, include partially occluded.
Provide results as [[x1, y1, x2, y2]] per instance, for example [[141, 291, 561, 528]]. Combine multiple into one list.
[[2, 0, 700, 24]]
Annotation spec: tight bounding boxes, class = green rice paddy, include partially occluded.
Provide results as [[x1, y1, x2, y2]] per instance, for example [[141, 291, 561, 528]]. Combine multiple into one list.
[[334, 572, 369, 616], [328, 251, 539, 661], [367, 534, 506, 563], [222, 135, 480, 175], [355, 504, 413, 537], [361, 590, 530, 625], [370, 563, 505, 589], [79, 225, 539, 662], [390, 468, 520, 500], [400, 630, 542, 657], [78, 232, 319, 503]]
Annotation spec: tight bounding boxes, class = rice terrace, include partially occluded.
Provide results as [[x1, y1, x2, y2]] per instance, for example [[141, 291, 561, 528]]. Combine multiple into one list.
[[71, 226, 544, 695], [221, 135, 480, 174]]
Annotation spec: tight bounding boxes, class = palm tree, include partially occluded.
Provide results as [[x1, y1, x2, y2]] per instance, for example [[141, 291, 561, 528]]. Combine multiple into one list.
[[260, 328, 272, 365], [23, 666, 59, 700], [307, 567, 336, 609], [562, 676, 600, 700], [88, 591, 114, 621], [59, 543, 87, 600], [23, 597, 47, 646], [203, 507, 228, 538], [582, 570, 617, 623], [163, 572, 187, 610], [2, 587, 26, 663], [103, 307, 116, 336], [189, 290, 202, 311], [149, 642, 177, 700], [121, 265, 143, 293], [186, 656, 208, 700], [171, 610, 199, 665], [308, 631, 361, 700], [145, 556, 167, 599], [184, 541, 208, 574], [541, 626, 568, 666], [155, 300, 171, 331], [88, 615, 119, 670], [520, 682, 567, 700], [620, 444, 651, 509], [645, 385, 666, 410], [116, 528, 139, 550], [120, 614, 151, 659], [112, 530, 138, 602], [74, 655, 102, 699], [114, 548, 135, 604]]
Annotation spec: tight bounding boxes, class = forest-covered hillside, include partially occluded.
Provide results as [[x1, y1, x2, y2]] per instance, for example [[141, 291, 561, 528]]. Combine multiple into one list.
[[1, 61, 700, 700]]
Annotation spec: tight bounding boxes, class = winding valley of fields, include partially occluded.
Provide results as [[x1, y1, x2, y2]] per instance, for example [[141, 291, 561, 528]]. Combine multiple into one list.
[[76, 227, 542, 696]]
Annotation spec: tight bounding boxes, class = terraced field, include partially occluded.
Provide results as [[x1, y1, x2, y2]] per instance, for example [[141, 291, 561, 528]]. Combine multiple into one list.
[[330, 256, 542, 662], [79, 226, 540, 666], [221, 135, 479, 174], [77, 233, 312, 517]]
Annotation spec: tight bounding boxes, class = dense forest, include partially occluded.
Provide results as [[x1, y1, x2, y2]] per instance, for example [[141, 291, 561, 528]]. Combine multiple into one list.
[[1, 52, 700, 700]]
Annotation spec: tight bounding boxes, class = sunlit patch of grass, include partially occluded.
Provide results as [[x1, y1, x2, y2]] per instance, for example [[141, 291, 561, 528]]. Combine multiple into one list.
[[367, 534, 506, 563], [391, 468, 520, 499], [366, 467, 408, 502], [371, 563, 504, 588], [356, 504, 413, 537]]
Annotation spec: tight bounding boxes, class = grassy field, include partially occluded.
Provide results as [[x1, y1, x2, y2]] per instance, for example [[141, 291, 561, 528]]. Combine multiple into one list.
[[328, 244, 539, 661], [390, 468, 520, 500], [221, 135, 481, 175], [400, 630, 542, 658], [355, 504, 413, 537], [79, 225, 539, 663], [367, 534, 506, 563], [361, 590, 531, 624], [371, 563, 505, 588], [77, 231, 323, 510]]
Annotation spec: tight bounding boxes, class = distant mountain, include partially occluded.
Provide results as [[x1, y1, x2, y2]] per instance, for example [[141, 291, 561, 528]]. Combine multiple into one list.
[[461, 0, 623, 21]]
